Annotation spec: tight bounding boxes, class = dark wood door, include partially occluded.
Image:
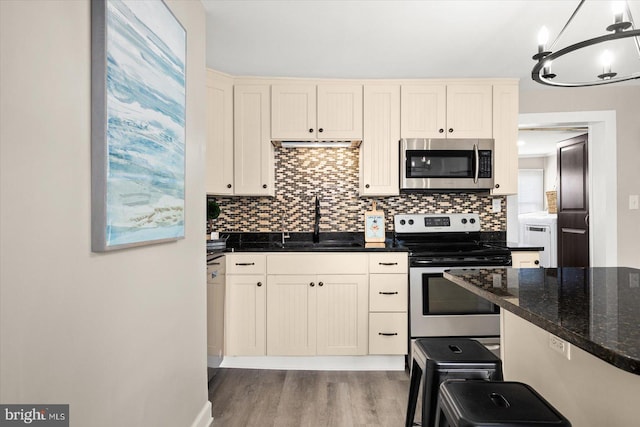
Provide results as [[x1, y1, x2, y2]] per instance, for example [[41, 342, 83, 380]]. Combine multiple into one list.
[[557, 134, 589, 268]]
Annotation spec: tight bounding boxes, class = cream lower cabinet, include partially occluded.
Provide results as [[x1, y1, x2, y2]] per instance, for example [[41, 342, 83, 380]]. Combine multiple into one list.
[[511, 250, 541, 268], [266, 253, 369, 356], [225, 254, 266, 356], [368, 253, 408, 355]]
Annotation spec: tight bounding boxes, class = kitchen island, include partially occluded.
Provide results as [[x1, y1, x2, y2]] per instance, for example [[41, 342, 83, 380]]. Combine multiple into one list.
[[444, 267, 640, 427]]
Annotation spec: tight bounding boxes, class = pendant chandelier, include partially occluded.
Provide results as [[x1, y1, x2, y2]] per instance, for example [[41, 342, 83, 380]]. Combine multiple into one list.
[[532, 0, 640, 87]]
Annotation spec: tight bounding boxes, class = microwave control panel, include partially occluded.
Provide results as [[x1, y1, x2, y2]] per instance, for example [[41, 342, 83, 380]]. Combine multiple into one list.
[[478, 150, 492, 178]]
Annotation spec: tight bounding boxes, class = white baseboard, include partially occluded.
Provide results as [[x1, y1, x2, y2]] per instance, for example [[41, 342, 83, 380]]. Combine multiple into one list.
[[190, 400, 213, 427], [219, 355, 406, 371]]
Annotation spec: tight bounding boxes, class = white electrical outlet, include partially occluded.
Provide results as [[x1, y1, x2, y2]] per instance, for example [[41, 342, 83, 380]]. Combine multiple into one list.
[[629, 195, 639, 210], [492, 198, 502, 213], [549, 334, 571, 360], [629, 273, 639, 288], [492, 273, 502, 288]]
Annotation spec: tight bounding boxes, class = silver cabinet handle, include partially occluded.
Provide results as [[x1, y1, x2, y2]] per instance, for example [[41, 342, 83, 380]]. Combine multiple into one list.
[[379, 291, 398, 295], [473, 143, 480, 184]]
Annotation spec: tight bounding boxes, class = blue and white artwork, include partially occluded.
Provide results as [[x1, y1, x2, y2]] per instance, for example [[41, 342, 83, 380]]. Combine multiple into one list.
[[95, 0, 186, 250]]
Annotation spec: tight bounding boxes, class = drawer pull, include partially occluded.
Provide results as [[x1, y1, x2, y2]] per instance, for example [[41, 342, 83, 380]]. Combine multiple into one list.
[[378, 262, 398, 266], [379, 291, 399, 295], [378, 332, 398, 336], [235, 262, 255, 266], [208, 262, 221, 265]]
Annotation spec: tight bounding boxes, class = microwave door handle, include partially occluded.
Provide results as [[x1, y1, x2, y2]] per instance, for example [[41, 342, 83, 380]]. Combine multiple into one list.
[[473, 144, 480, 183]]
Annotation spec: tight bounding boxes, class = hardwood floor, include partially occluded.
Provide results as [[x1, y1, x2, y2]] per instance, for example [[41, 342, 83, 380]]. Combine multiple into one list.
[[208, 368, 412, 427]]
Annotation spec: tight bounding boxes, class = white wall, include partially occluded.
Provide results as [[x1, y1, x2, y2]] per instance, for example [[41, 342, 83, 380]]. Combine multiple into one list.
[[0, 1, 211, 427], [521, 86, 640, 268]]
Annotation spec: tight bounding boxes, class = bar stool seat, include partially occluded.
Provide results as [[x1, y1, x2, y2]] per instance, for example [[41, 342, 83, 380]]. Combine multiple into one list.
[[435, 380, 571, 427], [405, 338, 503, 427]]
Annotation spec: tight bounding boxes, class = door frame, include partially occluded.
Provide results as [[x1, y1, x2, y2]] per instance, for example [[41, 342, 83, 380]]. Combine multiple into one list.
[[512, 110, 617, 267]]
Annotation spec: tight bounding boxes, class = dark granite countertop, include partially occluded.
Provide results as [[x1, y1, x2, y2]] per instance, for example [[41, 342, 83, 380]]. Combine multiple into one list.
[[210, 232, 408, 253], [444, 267, 640, 375], [500, 241, 544, 251]]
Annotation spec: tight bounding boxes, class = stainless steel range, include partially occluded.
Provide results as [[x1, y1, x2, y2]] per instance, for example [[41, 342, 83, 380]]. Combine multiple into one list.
[[394, 213, 510, 351]]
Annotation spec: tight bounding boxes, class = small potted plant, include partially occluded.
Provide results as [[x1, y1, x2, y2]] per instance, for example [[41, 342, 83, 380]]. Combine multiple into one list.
[[207, 197, 221, 239]]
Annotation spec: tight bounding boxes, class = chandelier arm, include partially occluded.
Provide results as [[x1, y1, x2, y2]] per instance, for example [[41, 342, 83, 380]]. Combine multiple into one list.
[[550, 0, 586, 51], [624, 2, 640, 59], [532, 29, 640, 87]]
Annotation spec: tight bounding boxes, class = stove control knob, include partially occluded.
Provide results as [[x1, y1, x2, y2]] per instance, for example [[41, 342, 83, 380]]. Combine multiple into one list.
[[470, 218, 476, 224], [399, 219, 406, 225], [408, 219, 414, 225], [461, 218, 467, 224]]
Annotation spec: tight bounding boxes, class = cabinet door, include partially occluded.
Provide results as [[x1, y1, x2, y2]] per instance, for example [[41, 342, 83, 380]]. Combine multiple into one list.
[[271, 84, 316, 140], [511, 251, 541, 268], [233, 85, 274, 196], [225, 274, 266, 356], [206, 70, 234, 194], [446, 84, 493, 138], [361, 85, 400, 196], [316, 274, 368, 355], [400, 84, 446, 138], [317, 85, 363, 140], [266, 275, 317, 356], [207, 281, 225, 359], [491, 84, 519, 195]]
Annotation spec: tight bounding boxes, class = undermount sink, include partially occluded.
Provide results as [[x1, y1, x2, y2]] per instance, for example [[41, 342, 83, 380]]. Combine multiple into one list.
[[280, 240, 363, 249]]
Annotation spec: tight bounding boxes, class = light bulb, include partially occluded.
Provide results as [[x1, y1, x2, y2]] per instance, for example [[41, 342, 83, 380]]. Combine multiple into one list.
[[537, 26, 549, 47], [601, 50, 613, 68], [611, 1, 625, 19]]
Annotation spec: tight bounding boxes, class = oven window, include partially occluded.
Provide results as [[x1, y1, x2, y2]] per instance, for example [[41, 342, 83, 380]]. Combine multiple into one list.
[[422, 273, 498, 315], [406, 150, 473, 178]]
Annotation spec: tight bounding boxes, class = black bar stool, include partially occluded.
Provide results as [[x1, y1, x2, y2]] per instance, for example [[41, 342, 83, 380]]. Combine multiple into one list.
[[405, 338, 503, 427], [435, 380, 571, 426]]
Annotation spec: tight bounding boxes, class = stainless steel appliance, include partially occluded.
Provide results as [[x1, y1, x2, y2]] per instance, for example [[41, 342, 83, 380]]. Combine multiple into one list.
[[400, 138, 494, 191], [395, 213, 510, 352]]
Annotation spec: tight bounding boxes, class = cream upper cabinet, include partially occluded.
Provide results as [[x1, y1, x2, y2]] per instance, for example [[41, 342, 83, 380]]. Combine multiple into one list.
[[446, 84, 493, 138], [233, 85, 274, 196], [361, 84, 401, 196], [400, 84, 492, 139], [491, 83, 519, 195], [271, 84, 363, 140], [205, 70, 234, 195], [400, 84, 446, 138]]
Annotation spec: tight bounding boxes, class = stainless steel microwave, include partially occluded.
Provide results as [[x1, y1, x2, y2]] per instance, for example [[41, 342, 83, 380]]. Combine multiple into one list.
[[400, 138, 495, 191]]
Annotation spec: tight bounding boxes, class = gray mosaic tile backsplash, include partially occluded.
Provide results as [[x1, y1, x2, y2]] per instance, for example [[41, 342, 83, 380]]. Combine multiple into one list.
[[212, 148, 506, 233]]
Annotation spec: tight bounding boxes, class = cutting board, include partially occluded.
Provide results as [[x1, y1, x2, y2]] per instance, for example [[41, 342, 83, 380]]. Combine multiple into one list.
[[364, 201, 386, 243]]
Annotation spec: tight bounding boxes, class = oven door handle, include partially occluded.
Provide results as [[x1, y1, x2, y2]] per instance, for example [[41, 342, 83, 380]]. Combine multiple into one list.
[[473, 143, 479, 184]]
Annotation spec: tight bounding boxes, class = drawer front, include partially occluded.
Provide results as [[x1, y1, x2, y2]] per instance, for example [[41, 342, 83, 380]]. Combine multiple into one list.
[[226, 254, 266, 275], [267, 253, 368, 275], [369, 312, 408, 355], [369, 253, 408, 273], [369, 274, 407, 312]]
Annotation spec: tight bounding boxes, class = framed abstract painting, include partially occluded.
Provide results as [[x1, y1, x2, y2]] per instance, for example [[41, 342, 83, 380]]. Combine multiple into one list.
[[91, 0, 186, 251]]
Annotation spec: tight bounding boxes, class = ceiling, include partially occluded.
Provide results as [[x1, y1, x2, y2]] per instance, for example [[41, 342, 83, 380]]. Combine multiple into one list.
[[517, 129, 586, 157], [202, 1, 639, 157]]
